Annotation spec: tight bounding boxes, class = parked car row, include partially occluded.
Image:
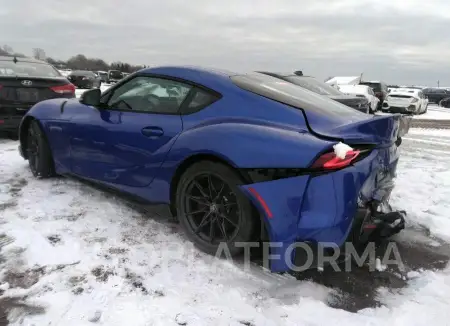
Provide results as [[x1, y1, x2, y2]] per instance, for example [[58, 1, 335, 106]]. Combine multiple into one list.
[[328, 78, 431, 115], [58, 69, 128, 87], [0, 55, 429, 141]]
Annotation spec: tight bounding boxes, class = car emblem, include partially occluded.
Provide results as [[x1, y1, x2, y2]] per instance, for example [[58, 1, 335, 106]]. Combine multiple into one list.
[[21, 80, 32, 86]]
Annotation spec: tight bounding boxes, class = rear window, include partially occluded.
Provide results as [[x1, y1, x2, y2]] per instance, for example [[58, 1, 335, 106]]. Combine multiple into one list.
[[360, 82, 381, 92], [0, 60, 61, 77], [231, 73, 367, 120], [109, 70, 123, 78], [284, 76, 343, 96]]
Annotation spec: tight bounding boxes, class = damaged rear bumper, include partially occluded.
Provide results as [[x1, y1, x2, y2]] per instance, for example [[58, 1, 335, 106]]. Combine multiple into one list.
[[239, 144, 405, 272], [292, 208, 406, 271]]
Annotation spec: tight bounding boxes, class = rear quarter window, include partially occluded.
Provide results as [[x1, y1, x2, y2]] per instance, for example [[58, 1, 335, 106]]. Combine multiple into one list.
[[230, 73, 366, 119], [182, 88, 221, 114]]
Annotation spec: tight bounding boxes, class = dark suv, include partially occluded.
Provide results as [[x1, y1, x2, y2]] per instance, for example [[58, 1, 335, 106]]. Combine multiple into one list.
[[359, 81, 388, 108], [107, 70, 123, 84], [422, 88, 450, 104], [258, 71, 370, 113], [67, 70, 101, 89]]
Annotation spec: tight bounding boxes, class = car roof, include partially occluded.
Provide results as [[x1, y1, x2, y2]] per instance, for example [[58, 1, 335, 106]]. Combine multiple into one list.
[[257, 71, 316, 78], [340, 84, 367, 89], [0, 55, 49, 64], [361, 80, 381, 83], [138, 66, 240, 91]]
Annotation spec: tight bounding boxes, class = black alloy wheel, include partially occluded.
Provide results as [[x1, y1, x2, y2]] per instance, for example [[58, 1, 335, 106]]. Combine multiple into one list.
[[183, 173, 240, 244], [176, 161, 255, 256], [27, 124, 40, 176], [26, 120, 55, 178]]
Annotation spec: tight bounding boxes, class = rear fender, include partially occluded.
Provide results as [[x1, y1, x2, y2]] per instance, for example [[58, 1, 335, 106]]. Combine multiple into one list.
[[167, 121, 335, 168], [240, 176, 310, 272]]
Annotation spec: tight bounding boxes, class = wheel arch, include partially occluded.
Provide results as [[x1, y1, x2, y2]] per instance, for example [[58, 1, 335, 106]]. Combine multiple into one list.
[[169, 153, 269, 241]]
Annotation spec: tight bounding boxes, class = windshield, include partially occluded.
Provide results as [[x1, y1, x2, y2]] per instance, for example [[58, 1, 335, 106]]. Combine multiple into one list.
[[285, 76, 343, 96], [0, 60, 61, 77]]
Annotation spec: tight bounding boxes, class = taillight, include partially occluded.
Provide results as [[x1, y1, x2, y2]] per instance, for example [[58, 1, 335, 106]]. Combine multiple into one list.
[[311, 149, 361, 170], [50, 83, 75, 94]]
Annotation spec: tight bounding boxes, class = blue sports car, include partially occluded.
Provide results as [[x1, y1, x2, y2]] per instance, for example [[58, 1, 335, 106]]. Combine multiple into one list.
[[17, 66, 410, 272]]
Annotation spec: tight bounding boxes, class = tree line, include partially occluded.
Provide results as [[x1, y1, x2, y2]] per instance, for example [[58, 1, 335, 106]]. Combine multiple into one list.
[[0, 45, 147, 73]]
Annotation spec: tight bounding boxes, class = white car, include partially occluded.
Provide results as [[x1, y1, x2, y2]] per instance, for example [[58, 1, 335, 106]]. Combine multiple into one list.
[[338, 84, 380, 113], [382, 88, 428, 114]]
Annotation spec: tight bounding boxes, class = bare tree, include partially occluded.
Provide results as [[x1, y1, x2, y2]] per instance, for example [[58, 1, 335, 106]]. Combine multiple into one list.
[[32, 48, 46, 60], [2, 45, 14, 54]]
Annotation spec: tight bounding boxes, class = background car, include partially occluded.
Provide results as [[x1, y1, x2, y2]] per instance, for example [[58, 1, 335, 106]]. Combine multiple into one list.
[[17, 66, 409, 273], [107, 70, 123, 84], [0, 56, 75, 138], [382, 88, 428, 114], [359, 80, 388, 108], [96, 70, 108, 83], [422, 88, 450, 104], [259, 71, 370, 114], [67, 70, 101, 89], [338, 84, 380, 113], [438, 97, 450, 108]]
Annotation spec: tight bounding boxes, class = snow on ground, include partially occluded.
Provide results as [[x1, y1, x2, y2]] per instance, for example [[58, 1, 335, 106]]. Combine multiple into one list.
[[75, 83, 112, 98], [377, 104, 450, 120], [0, 130, 450, 325], [413, 105, 450, 120]]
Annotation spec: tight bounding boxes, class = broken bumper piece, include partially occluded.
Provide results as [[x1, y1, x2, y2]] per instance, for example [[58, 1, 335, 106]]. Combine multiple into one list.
[[360, 210, 406, 243]]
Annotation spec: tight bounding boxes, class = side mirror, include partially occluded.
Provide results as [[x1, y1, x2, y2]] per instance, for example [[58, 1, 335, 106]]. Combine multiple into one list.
[[79, 88, 101, 106]]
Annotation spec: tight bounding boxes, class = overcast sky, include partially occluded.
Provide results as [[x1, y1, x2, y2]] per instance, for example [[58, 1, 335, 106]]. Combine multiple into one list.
[[1, 0, 449, 86]]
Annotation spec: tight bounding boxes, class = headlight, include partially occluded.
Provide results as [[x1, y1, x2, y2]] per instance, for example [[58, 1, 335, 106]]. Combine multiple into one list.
[[411, 98, 418, 103]]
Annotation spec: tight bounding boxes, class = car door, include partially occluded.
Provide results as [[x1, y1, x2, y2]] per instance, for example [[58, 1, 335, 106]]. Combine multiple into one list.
[[69, 75, 192, 188]]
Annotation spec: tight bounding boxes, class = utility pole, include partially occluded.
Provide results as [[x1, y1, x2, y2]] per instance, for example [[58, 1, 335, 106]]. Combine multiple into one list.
[[438, 80, 440, 88]]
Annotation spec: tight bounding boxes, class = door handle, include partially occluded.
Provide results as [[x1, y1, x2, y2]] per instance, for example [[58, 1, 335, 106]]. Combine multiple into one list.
[[141, 126, 164, 137]]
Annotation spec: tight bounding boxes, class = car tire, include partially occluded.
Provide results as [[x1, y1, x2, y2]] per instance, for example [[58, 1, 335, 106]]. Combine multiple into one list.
[[176, 160, 255, 257], [26, 120, 55, 178]]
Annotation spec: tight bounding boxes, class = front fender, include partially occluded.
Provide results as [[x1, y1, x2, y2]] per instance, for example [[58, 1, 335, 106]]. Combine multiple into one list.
[[168, 121, 334, 168], [25, 98, 68, 120], [18, 98, 70, 159]]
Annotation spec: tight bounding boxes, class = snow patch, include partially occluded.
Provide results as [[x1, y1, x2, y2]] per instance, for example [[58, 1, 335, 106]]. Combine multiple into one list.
[[333, 142, 353, 159]]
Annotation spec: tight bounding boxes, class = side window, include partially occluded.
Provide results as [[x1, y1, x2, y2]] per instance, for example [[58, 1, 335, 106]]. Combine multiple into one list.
[[107, 76, 192, 114], [368, 88, 375, 96], [418, 91, 423, 98], [183, 88, 221, 114]]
